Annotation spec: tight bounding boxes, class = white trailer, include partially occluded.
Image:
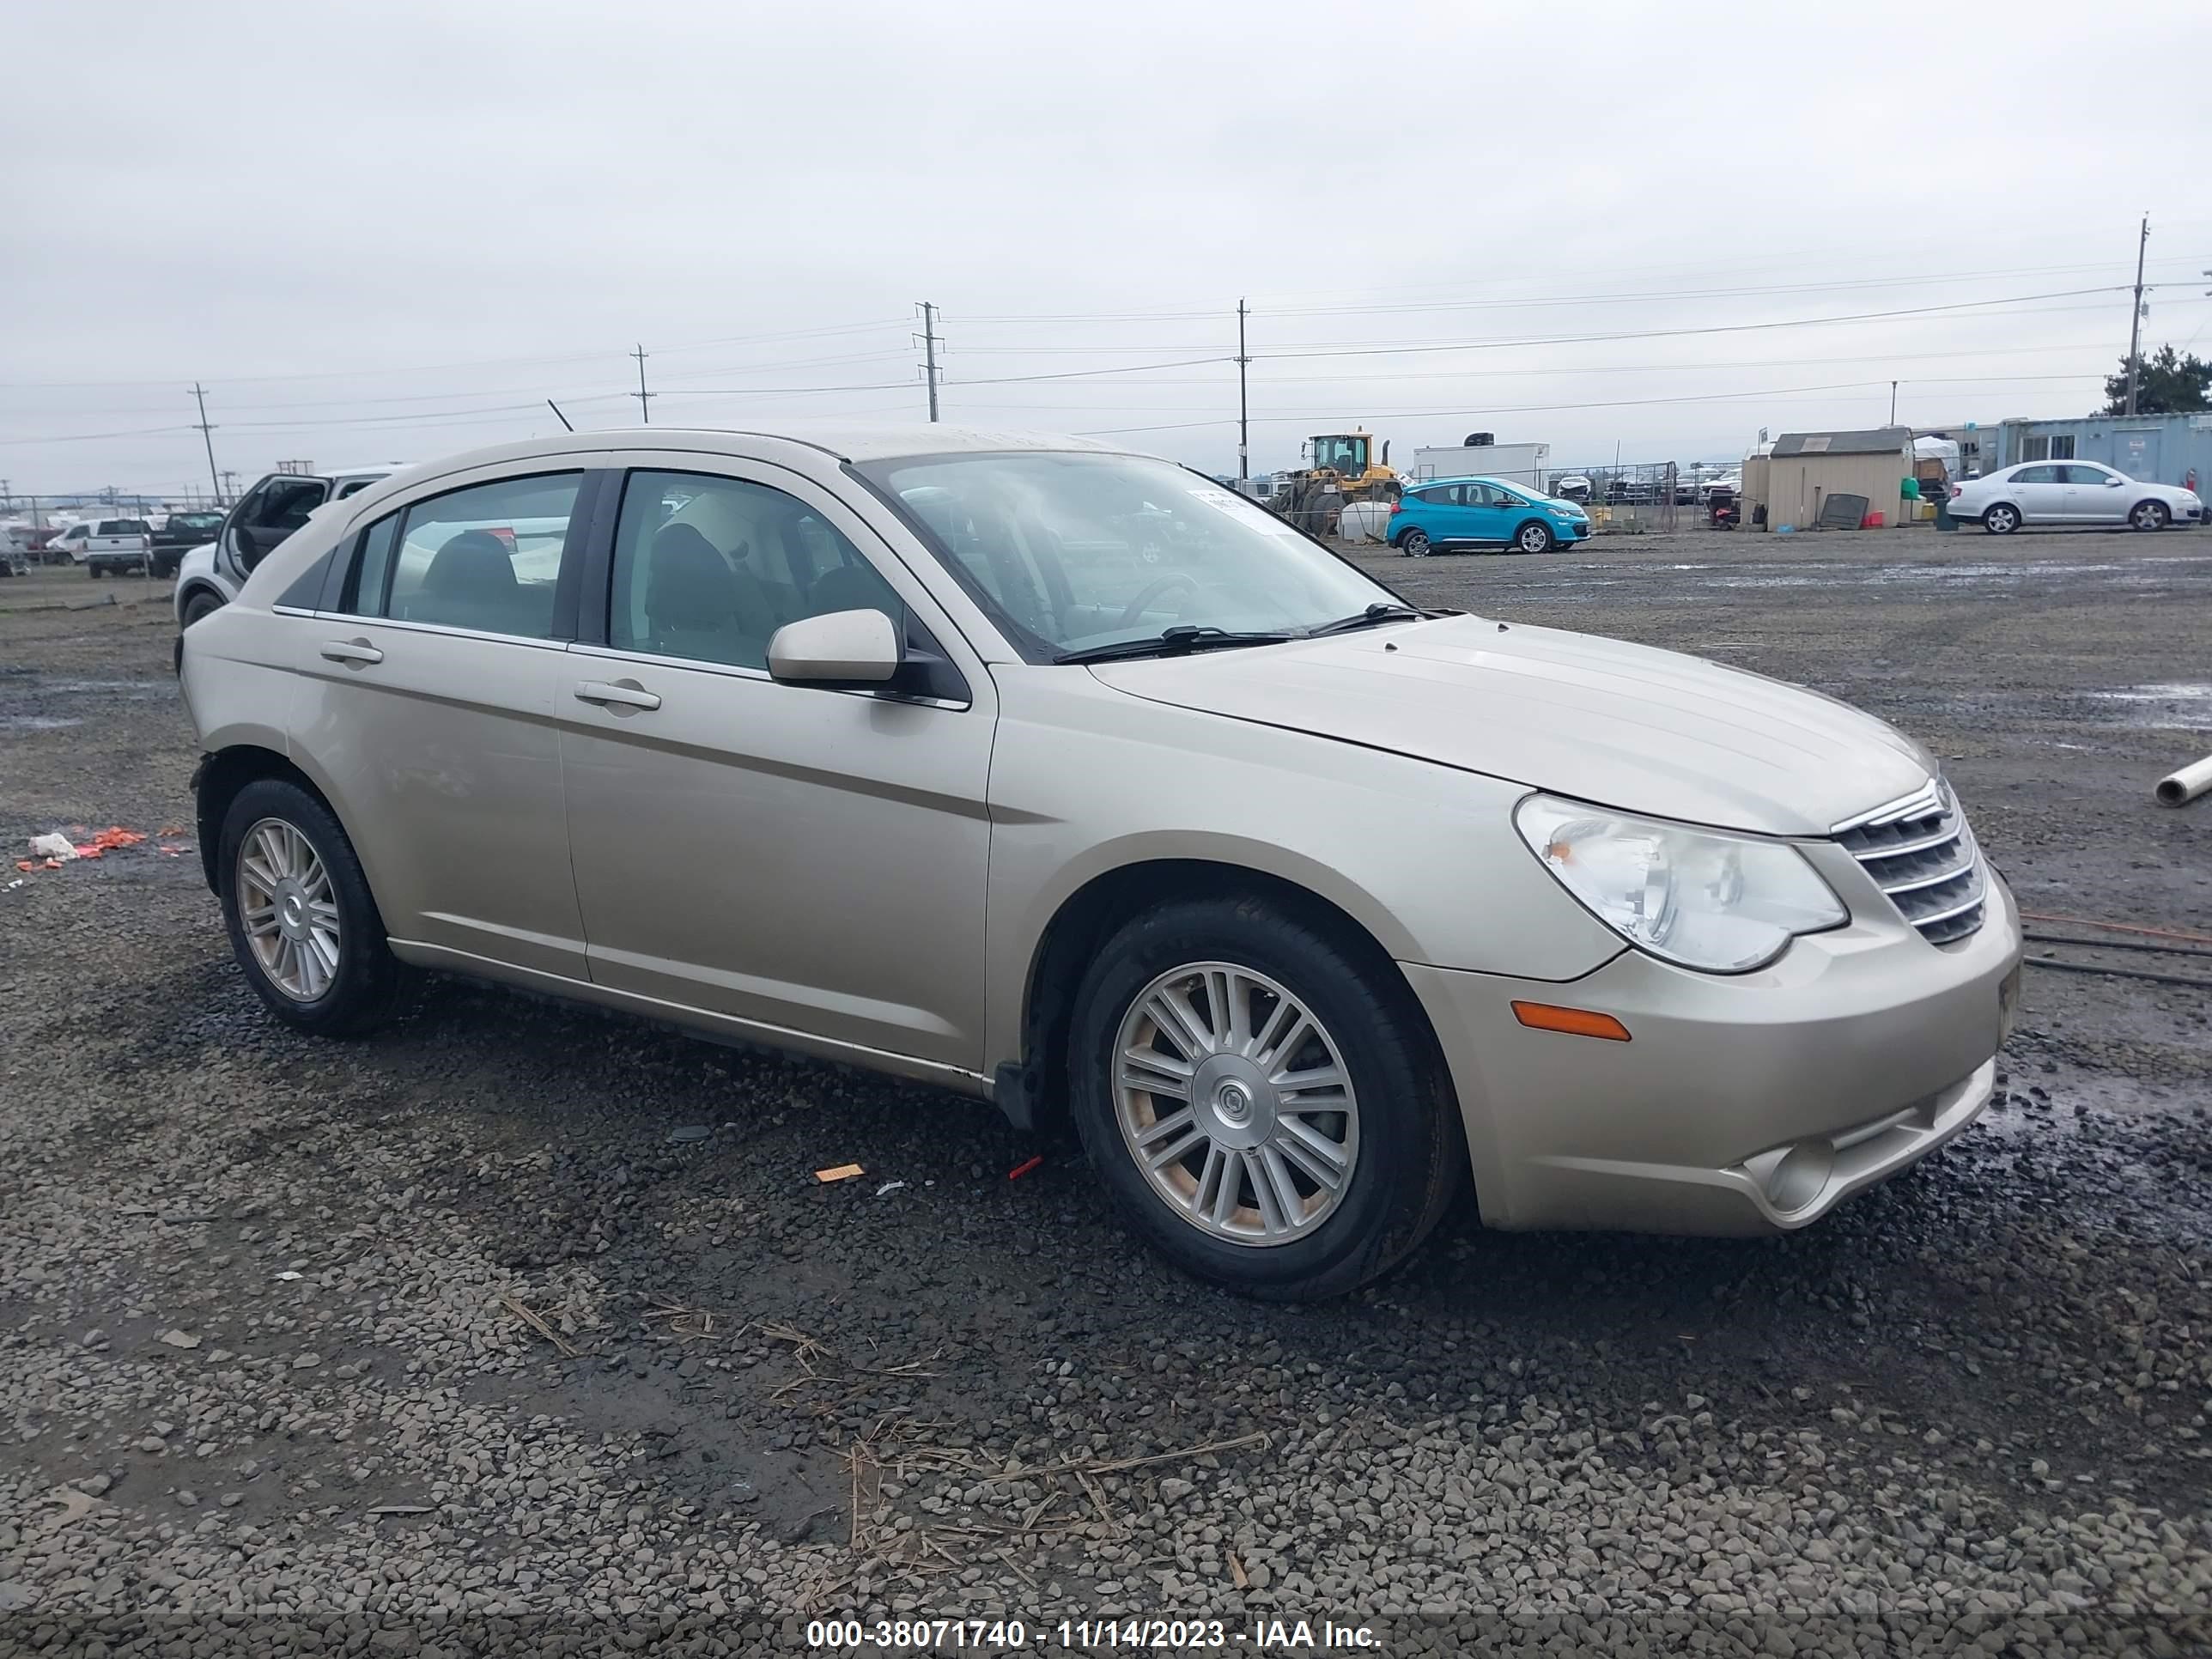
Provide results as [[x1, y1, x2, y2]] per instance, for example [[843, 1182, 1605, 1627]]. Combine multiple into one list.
[[1410, 441, 1552, 491]]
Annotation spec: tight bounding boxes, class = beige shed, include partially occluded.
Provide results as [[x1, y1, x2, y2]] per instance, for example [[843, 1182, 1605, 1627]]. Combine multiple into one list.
[[1747, 427, 1913, 532]]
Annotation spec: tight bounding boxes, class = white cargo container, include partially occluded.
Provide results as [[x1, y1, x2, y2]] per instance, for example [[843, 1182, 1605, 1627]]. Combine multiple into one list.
[[1410, 441, 1551, 490]]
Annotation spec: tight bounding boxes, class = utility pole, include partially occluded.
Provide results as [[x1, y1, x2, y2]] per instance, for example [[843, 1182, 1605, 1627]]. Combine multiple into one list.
[[918, 303, 941, 422], [1889, 381, 1898, 425], [630, 344, 653, 424], [1236, 299, 1250, 482], [190, 382, 222, 505], [2122, 215, 2149, 416], [220, 469, 240, 505]]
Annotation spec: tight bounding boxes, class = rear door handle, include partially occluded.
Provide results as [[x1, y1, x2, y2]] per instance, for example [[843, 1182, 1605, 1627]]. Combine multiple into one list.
[[319, 639, 383, 665], [574, 678, 661, 711]]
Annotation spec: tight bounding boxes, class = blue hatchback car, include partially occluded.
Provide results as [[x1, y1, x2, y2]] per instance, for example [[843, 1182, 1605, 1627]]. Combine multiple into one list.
[[1388, 476, 1593, 556]]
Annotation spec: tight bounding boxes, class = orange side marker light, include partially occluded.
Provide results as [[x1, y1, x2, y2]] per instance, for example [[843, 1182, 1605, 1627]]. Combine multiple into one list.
[[1511, 1001, 1632, 1042]]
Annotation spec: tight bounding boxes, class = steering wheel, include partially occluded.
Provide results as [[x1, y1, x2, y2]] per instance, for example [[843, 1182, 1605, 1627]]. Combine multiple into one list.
[[1115, 571, 1201, 629]]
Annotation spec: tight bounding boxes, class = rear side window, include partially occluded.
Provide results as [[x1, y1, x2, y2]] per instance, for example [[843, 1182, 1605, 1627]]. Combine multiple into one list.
[[362, 473, 580, 638], [339, 514, 400, 615]]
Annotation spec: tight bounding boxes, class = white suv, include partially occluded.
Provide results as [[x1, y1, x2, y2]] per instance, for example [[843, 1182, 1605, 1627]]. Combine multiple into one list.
[[173, 465, 410, 639]]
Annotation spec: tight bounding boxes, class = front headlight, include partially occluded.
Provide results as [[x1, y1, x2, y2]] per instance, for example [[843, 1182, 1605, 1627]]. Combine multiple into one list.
[[1514, 793, 1847, 972]]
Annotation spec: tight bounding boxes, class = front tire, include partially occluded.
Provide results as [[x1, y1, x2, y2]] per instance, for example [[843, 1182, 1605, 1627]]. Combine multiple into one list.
[[1983, 503, 2021, 535], [2130, 500, 2170, 532], [1066, 895, 1462, 1300], [1514, 520, 1555, 555], [218, 779, 404, 1037], [1398, 528, 1431, 558]]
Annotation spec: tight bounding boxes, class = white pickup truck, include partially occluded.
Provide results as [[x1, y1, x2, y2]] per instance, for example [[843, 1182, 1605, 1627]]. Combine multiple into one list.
[[49, 518, 155, 577]]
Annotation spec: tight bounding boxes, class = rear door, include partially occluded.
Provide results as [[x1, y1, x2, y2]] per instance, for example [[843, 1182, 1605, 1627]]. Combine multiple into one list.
[[289, 464, 599, 981], [2008, 464, 2066, 524], [557, 458, 997, 1069]]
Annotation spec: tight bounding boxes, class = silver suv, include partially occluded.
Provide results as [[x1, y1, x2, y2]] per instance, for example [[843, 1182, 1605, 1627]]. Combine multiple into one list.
[[179, 425, 2023, 1299]]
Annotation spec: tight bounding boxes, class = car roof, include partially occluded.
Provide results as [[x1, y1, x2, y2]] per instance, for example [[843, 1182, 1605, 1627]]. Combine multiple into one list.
[[379, 423, 1134, 482], [1413, 475, 1539, 490]]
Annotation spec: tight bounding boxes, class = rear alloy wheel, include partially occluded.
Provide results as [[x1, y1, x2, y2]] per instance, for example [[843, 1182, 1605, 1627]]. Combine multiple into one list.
[[1515, 520, 1555, 555], [1399, 528, 1431, 557], [2130, 500, 2170, 532], [1982, 503, 2021, 535], [1068, 896, 1462, 1299], [219, 779, 404, 1036]]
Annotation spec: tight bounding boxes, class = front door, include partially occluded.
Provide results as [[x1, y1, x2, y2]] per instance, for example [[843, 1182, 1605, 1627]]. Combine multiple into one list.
[[288, 467, 593, 980], [558, 462, 996, 1071], [2061, 463, 2127, 523], [1458, 482, 1517, 545], [224, 474, 331, 585]]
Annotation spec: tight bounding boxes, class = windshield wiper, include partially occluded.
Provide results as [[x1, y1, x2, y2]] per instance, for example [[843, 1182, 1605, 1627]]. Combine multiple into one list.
[[1054, 625, 1297, 665], [1304, 603, 1428, 638]]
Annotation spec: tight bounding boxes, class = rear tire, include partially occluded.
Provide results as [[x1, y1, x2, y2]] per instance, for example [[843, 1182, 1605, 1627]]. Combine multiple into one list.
[[2130, 500, 2170, 532], [180, 590, 224, 629], [1399, 528, 1431, 558], [1066, 894, 1463, 1301], [1982, 503, 2021, 535], [218, 779, 404, 1038]]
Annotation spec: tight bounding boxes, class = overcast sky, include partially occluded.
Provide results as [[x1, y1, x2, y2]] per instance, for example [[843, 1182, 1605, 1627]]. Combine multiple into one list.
[[5, 0, 2210, 501]]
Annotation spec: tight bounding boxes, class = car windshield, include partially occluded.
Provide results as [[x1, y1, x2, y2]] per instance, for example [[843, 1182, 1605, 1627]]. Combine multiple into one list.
[[858, 451, 1407, 661]]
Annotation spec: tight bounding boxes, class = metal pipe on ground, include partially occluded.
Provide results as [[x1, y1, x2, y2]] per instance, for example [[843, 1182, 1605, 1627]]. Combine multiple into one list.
[[2154, 755, 2212, 807]]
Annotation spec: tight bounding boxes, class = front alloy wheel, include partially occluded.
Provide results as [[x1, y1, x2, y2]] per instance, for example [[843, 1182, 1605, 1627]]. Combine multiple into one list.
[[1068, 896, 1463, 1299], [1516, 520, 1555, 554], [2130, 501, 2170, 532], [1114, 962, 1359, 1244]]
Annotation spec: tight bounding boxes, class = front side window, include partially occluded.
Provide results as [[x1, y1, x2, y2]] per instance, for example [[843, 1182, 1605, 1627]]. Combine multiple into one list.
[[252, 480, 328, 533], [2062, 464, 2116, 485], [369, 472, 580, 637], [610, 470, 904, 672], [859, 450, 1407, 662]]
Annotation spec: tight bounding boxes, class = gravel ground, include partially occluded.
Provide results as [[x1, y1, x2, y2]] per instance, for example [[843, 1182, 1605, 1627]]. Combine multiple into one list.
[[2, 529, 2209, 1657]]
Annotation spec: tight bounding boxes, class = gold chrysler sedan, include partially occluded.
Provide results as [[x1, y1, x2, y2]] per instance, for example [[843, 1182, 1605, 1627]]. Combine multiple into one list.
[[179, 426, 2024, 1299]]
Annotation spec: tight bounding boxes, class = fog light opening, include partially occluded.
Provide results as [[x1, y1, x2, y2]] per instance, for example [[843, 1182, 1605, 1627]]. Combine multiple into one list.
[[1762, 1141, 1835, 1212]]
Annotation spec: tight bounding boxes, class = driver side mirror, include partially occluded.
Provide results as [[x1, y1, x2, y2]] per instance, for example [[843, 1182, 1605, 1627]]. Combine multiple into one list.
[[2106, 477, 2124, 486], [768, 608, 901, 687]]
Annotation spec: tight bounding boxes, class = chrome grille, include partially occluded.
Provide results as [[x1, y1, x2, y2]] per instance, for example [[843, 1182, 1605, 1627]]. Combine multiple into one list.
[[1832, 780, 1986, 946]]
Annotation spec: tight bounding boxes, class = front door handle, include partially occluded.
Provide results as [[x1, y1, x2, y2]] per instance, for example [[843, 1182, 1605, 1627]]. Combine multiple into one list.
[[319, 639, 383, 665], [574, 678, 661, 712]]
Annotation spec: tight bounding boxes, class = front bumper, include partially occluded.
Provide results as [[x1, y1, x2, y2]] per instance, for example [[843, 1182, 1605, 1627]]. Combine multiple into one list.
[[1402, 874, 2023, 1235], [1553, 518, 1592, 541]]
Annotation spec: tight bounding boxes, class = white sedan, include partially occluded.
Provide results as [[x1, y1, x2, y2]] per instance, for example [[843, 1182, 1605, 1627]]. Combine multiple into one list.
[[1950, 460, 2203, 534]]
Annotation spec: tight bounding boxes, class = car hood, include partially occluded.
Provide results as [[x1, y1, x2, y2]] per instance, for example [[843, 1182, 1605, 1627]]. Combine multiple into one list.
[[1087, 614, 1934, 836]]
